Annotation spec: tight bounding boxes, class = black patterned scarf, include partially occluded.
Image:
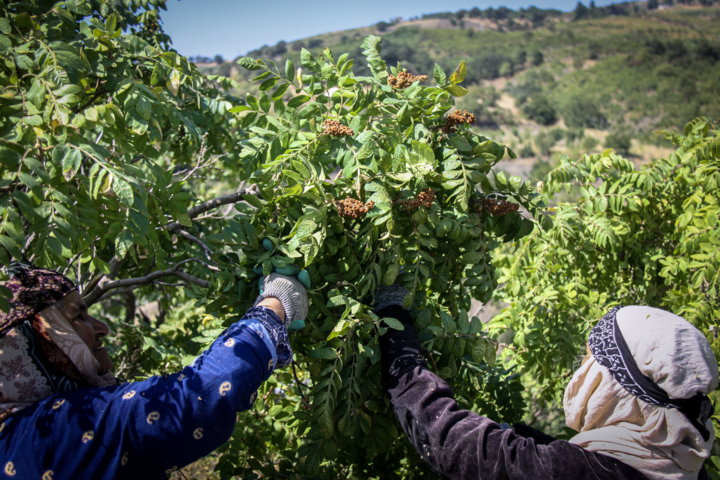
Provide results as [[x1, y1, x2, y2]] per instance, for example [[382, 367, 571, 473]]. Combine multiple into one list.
[[588, 306, 714, 441]]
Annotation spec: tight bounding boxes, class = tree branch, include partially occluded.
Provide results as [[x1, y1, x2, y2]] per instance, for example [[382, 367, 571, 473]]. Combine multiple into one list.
[[176, 229, 216, 262], [83, 186, 260, 302], [83, 258, 211, 306], [166, 186, 262, 232], [174, 256, 220, 272]]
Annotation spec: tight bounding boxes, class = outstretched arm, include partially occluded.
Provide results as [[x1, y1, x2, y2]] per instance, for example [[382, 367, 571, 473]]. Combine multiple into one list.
[[2, 306, 281, 480], [378, 304, 646, 480], [1, 273, 308, 480]]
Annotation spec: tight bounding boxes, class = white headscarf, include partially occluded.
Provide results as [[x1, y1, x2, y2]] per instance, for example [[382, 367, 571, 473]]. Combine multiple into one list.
[[564, 306, 718, 480]]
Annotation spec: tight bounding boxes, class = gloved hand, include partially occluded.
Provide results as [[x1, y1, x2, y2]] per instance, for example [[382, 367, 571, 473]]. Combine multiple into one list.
[[254, 273, 308, 324], [373, 284, 409, 312]]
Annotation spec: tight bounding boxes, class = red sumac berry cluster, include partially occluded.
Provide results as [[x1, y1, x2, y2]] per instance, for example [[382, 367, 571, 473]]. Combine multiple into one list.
[[441, 110, 476, 134], [474, 197, 520, 216], [322, 119, 354, 137], [334, 198, 375, 219], [388, 71, 428, 89], [397, 188, 436, 208]]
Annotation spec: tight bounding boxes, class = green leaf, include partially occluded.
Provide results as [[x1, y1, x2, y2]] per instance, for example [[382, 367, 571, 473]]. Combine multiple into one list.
[[0, 147, 21, 168], [451, 136, 471, 152], [150, 63, 163, 85], [259, 76, 279, 92], [285, 59, 295, 80], [113, 178, 134, 207], [242, 194, 263, 209], [272, 82, 290, 101], [382, 318, 404, 330], [105, 13, 118, 33], [471, 339, 486, 363], [115, 230, 133, 259], [0, 235, 22, 260], [300, 48, 316, 69], [440, 311, 457, 334], [259, 93, 271, 113], [448, 60, 467, 85], [461, 252, 482, 264], [237, 57, 265, 71], [445, 85, 468, 97], [288, 95, 311, 108], [246, 93, 259, 111], [433, 64, 447, 86], [135, 96, 152, 120], [495, 171, 508, 189], [308, 348, 337, 359], [484, 343, 497, 367]]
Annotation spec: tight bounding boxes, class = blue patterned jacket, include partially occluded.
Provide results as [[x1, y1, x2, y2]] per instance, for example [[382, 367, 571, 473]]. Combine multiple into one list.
[[0, 308, 283, 479]]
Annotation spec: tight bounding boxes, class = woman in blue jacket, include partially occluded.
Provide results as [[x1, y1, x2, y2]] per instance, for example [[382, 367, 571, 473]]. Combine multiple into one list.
[[0, 261, 307, 479]]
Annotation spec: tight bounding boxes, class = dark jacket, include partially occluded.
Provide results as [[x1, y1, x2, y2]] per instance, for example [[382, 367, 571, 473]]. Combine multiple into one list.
[[377, 305, 712, 480]]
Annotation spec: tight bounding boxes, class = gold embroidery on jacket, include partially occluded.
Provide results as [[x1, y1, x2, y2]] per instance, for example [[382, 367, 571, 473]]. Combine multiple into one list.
[[122, 390, 136, 399], [219, 382, 232, 396], [147, 411, 160, 424]]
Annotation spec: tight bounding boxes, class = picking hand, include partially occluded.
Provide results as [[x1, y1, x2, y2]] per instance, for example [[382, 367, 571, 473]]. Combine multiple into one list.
[[255, 273, 309, 324], [373, 284, 409, 312]]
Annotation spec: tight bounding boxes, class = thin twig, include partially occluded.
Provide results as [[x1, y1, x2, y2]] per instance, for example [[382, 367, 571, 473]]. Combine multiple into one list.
[[93, 286, 139, 304], [174, 256, 220, 272], [176, 230, 216, 262], [166, 187, 262, 232], [83, 258, 212, 306], [152, 281, 187, 287], [292, 360, 308, 404]]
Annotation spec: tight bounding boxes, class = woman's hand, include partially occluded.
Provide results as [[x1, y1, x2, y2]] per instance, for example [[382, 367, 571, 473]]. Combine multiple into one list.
[[373, 284, 409, 312], [257, 297, 287, 323], [255, 273, 308, 324]]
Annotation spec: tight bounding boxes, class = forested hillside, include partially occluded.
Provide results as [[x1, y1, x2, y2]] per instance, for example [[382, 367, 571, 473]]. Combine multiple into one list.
[[203, 2, 720, 174]]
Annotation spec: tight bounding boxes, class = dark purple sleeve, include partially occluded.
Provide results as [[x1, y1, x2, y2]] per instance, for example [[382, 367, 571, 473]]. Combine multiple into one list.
[[377, 305, 649, 480]]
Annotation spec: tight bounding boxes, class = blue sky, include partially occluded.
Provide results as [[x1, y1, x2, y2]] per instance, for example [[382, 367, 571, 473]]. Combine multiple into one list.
[[161, 0, 617, 60]]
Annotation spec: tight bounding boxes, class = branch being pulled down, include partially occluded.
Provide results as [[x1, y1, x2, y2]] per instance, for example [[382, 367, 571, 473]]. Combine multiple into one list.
[[83, 258, 211, 306]]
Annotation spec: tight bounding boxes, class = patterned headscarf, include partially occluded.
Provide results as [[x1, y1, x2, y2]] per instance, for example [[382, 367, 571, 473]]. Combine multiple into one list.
[[0, 260, 76, 336], [0, 261, 115, 421]]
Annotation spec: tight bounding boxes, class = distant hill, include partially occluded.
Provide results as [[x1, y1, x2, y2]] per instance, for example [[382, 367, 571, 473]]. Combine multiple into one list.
[[198, 1, 720, 171]]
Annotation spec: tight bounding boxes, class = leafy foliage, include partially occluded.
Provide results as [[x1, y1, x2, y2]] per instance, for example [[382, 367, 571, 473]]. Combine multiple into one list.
[[214, 40, 547, 477], [491, 118, 720, 475], [0, 0, 246, 304]]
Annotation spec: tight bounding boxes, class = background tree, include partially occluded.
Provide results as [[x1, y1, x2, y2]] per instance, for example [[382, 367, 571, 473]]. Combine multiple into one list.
[[605, 129, 633, 155], [522, 95, 557, 125], [574, 1, 589, 20], [491, 118, 720, 476]]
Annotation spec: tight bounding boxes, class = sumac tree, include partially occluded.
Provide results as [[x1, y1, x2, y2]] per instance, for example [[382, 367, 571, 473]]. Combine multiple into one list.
[[209, 38, 547, 477], [491, 118, 720, 476]]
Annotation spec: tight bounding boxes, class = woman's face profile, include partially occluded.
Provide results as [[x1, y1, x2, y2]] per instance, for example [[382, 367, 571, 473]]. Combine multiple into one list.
[[56, 291, 113, 374]]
